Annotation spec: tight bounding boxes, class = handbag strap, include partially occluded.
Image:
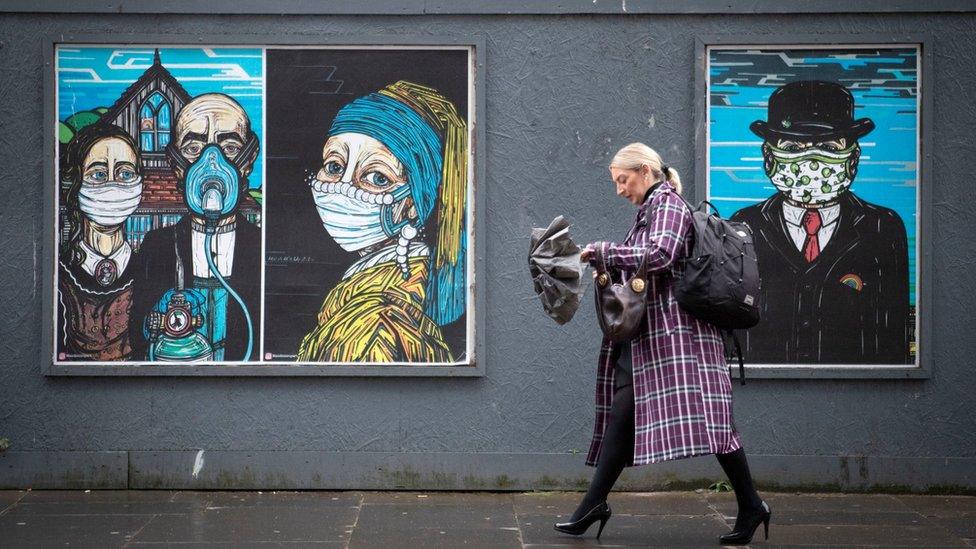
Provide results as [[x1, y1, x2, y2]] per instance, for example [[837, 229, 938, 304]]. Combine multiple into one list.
[[592, 243, 609, 275], [635, 248, 649, 281]]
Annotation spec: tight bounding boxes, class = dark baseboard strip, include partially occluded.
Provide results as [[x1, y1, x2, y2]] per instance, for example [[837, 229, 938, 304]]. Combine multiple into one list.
[[2, 451, 973, 492]]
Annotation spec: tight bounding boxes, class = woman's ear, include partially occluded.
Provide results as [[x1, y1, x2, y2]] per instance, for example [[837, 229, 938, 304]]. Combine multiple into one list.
[[394, 196, 418, 224], [406, 197, 418, 221], [641, 164, 653, 184]]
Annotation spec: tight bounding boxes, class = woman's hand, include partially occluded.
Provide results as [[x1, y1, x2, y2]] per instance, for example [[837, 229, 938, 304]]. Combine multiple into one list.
[[580, 244, 596, 263]]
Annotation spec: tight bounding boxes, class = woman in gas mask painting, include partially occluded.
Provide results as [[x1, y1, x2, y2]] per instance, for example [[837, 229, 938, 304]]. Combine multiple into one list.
[[298, 81, 467, 363], [57, 123, 143, 361]]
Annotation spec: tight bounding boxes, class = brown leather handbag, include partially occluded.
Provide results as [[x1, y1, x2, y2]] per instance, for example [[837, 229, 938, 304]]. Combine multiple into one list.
[[593, 248, 648, 342]]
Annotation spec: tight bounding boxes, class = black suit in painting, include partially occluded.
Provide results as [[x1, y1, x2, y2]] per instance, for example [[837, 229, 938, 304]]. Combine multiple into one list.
[[128, 216, 262, 361], [730, 191, 910, 365]]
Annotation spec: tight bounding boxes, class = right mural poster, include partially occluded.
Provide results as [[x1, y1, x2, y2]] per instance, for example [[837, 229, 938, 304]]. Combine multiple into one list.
[[706, 46, 919, 366]]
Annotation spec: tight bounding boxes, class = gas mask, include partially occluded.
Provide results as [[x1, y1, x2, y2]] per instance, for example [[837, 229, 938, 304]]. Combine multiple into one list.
[[181, 145, 243, 217], [78, 177, 143, 227], [168, 135, 257, 219], [763, 143, 860, 205], [310, 178, 414, 252]]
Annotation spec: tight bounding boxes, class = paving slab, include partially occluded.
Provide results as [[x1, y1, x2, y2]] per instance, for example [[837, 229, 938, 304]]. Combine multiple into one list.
[[364, 491, 515, 506], [522, 545, 623, 549], [0, 512, 154, 548], [515, 491, 712, 517], [0, 490, 26, 512], [20, 489, 181, 503], [707, 491, 912, 515], [762, 545, 965, 549], [928, 515, 976, 539], [0, 500, 199, 516], [130, 505, 358, 544], [768, 523, 967, 547], [128, 543, 345, 547], [204, 490, 364, 508], [521, 513, 727, 547], [768, 509, 929, 526], [896, 494, 976, 517], [349, 526, 523, 548], [355, 498, 518, 530], [353, 490, 523, 548]]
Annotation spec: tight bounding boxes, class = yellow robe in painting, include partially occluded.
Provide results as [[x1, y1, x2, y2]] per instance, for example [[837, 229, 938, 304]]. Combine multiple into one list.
[[297, 255, 453, 363]]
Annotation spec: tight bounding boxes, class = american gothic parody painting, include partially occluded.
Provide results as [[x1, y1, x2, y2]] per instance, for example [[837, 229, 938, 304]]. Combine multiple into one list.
[[706, 45, 920, 367], [52, 45, 475, 369]]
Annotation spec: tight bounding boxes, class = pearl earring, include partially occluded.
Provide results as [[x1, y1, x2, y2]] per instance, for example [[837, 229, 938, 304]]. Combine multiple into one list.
[[396, 224, 418, 279]]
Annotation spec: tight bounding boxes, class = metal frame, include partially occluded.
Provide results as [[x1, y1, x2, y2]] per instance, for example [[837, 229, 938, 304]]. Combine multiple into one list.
[[43, 33, 488, 377], [693, 33, 933, 380]]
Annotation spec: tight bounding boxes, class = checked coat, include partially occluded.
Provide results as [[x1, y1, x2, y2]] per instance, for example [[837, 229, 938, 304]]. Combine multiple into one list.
[[586, 181, 742, 466]]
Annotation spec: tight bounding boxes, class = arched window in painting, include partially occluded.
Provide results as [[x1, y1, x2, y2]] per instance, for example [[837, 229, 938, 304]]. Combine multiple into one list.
[[139, 92, 171, 152]]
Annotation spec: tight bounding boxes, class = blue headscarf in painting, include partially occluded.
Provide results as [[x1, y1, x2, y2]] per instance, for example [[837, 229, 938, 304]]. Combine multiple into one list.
[[328, 83, 467, 327], [329, 93, 442, 225]]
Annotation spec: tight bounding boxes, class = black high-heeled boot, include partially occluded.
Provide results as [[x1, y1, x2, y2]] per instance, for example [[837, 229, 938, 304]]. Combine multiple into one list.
[[554, 501, 612, 539], [719, 500, 771, 545]]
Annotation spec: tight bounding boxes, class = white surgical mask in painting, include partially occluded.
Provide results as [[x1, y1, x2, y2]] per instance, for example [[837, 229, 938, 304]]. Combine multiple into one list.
[[78, 177, 143, 227], [310, 178, 412, 252]]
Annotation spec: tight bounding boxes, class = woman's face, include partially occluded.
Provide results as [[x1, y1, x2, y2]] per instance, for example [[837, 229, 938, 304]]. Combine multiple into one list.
[[82, 137, 139, 186], [609, 165, 652, 205], [317, 133, 408, 194], [76, 136, 143, 229]]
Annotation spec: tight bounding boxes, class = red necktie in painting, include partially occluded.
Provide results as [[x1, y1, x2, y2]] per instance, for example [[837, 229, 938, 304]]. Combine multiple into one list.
[[802, 209, 822, 262]]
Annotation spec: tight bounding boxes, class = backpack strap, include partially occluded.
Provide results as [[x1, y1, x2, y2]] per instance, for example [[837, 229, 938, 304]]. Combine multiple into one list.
[[672, 190, 723, 219], [727, 329, 746, 386], [673, 189, 696, 214]]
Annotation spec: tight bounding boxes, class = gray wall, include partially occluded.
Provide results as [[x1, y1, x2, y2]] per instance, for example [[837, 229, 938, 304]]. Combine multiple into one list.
[[1, 6, 975, 492]]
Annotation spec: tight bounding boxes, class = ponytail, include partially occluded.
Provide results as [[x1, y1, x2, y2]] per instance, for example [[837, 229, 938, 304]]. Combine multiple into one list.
[[609, 142, 682, 194]]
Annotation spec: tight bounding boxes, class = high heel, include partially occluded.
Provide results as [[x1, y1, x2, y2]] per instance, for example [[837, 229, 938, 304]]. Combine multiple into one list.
[[718, 500, 771, 545], [554, 501, 612, 539]]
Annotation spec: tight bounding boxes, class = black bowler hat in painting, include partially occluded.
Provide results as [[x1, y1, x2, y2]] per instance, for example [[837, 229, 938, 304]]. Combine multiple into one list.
[[750, 80, 875, 142]]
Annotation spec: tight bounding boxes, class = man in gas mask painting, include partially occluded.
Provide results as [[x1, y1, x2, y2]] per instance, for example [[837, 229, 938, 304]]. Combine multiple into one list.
[[730, 80, 910, 365], [129, 93, 261, 362]]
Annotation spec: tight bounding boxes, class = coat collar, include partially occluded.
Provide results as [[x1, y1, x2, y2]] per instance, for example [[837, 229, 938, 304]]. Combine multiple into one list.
[[622, 181, 672, 243], [639, 180, 668, 211]]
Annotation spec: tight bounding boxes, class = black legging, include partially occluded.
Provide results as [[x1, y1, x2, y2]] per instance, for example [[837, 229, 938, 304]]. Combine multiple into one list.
[[572, 344, 762, 523], [572, 344, 635, 521]]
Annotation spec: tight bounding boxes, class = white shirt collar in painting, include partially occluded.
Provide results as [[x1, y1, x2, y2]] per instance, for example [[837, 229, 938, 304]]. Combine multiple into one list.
[[79, 239, 132, 277], [343, 242, 430, 280], [781, 200, 841, 253], [191, 226, 236, 278]]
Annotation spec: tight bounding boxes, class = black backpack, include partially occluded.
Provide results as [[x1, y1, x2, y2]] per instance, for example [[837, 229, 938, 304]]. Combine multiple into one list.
[[673, 197, 761, 384]]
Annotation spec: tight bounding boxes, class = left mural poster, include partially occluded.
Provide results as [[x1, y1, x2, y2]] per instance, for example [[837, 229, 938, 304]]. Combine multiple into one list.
[[54, 46, 265, 364]]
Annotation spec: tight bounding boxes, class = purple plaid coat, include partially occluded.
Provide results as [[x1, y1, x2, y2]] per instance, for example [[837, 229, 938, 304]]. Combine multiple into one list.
[[586, 182, 742, 466]]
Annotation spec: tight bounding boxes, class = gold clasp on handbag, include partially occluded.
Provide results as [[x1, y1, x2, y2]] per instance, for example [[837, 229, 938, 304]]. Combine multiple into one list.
[[597, 272, 610, 287], [630, 277, 646, 293]]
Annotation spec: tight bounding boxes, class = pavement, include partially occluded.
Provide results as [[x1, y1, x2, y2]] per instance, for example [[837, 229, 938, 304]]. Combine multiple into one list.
[[0, 489, 973, 548]]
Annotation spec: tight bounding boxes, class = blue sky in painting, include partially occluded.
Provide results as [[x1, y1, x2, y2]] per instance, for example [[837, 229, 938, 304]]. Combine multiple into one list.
[[56, 46, 264, 190], [707, 47, 918, 304]]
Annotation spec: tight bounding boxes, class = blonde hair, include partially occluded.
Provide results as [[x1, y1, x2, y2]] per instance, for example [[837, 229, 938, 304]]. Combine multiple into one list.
[[610, 142, 682, 194]]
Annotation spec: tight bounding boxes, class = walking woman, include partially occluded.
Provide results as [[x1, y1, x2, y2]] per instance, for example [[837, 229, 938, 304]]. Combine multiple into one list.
[[555, 143, 770, 545]]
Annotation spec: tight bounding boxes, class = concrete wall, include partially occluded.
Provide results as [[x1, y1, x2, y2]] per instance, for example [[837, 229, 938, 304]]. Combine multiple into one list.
[[1, 4, 975, 492]]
